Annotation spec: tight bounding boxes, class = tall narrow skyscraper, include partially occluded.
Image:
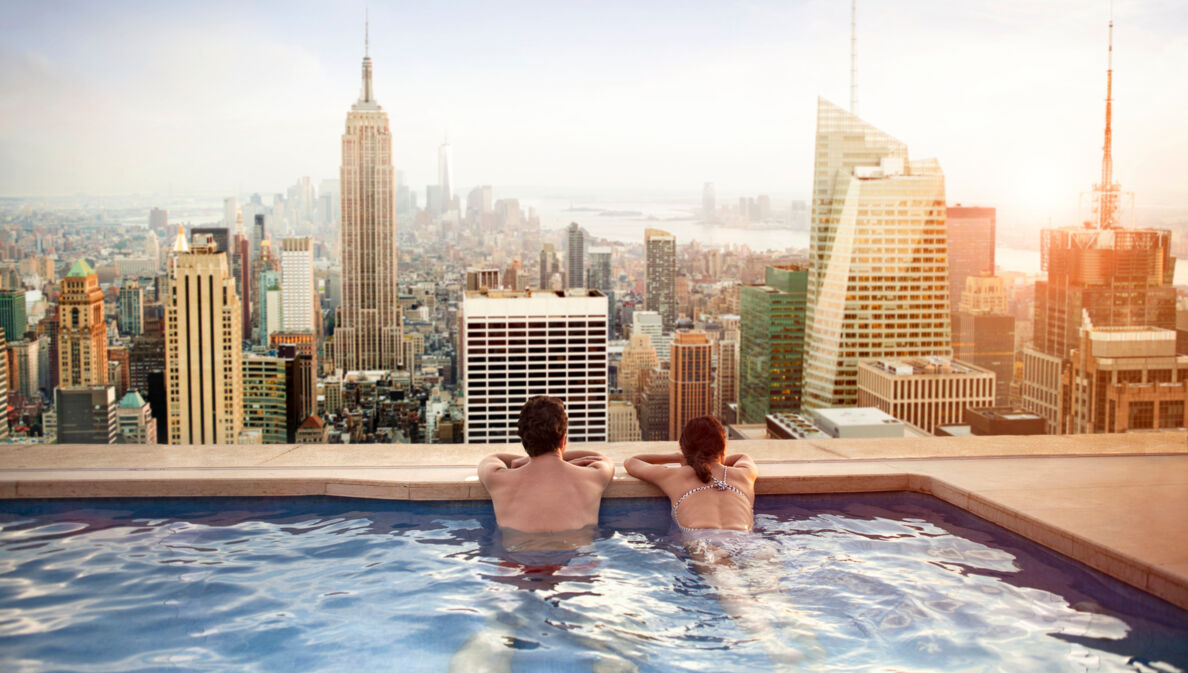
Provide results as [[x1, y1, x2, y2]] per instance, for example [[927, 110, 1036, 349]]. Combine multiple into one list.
[[565, 222, 586, 290], [334, 25, 402, 372], [645, 228, 676, 332], [438, 137, 453, 210], [669, 330, 713, 440], [803, 99, 951, 408], [165, 239, 243, 445], [58, 260, 108, 387]]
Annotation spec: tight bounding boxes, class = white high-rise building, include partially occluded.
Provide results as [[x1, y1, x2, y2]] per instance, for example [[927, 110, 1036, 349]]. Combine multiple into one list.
[[281, 237, 314, 332], [462, 289, 609, 444], [334, 27, 401, 372], [803, 99, 952, 408]]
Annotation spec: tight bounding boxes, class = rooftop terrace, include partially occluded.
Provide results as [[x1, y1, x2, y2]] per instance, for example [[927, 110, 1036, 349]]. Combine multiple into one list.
[[1, 432, 1186, 610]]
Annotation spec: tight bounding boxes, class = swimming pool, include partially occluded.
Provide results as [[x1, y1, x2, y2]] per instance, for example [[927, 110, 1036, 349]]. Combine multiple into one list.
[[0, 493, 1184, 672]]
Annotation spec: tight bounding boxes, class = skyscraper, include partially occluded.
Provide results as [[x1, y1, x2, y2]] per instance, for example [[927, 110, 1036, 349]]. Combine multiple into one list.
[[952, 276, 1014, 406], [166, 239, 243, 445], [334, 28, 402, 372], [1021, 17, 1176, 433], [118, 281, 143, 337], [0, 288, 27, 343], [588, 247, 613, 338], [0, 327, 7, 441], [669, 330, 713, 440], [223, 197, 238, 231], [242, 354, 288, 444], [461, 289, 609, 444], [539, 243, 560, 290], [281, 237, 314, 333], [438, 137, 453, 210], [739, 265, 808, 423], [645, 229, 677, 331], [702, 182, 716, 222], [945, 206, 996, 310], [565, 222, 586, 290], [149, 207, 168, 232], [58, 259, 108, 387], [803, 99, 951, 408]]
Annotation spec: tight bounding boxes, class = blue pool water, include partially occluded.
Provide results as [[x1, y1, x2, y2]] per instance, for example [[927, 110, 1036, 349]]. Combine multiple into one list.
[[0, 493, 1185, 672]]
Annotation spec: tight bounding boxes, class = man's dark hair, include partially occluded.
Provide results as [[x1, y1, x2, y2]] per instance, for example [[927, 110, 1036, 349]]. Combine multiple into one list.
[[517, 396, 568, 456]]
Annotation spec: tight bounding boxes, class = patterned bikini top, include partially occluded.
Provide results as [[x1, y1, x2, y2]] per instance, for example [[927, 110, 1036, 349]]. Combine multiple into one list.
[[671, 465, 751, 532]]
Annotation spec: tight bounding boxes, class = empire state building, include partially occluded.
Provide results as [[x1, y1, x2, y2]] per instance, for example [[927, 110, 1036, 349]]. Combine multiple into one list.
[[334, 30, 402, 372]]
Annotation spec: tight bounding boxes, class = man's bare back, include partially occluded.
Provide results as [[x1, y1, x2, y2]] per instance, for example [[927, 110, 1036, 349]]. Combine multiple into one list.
[[478, 445, 614, 535]]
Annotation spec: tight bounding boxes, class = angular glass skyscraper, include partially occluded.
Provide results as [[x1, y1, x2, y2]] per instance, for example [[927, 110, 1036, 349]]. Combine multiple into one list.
[[803, 99, 952, 409]]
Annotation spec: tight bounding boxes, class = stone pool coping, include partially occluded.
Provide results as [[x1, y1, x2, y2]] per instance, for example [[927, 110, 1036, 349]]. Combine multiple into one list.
[[1, 431, 1186, 611]]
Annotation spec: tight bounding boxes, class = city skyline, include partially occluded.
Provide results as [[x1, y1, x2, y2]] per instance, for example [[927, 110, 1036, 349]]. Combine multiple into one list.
[[2, 1, 1186, 216]]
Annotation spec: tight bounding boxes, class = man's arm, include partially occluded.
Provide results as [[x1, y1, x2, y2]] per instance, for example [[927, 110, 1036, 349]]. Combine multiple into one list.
[[563, 450, 614, 482], [477, 453, 523, 486]]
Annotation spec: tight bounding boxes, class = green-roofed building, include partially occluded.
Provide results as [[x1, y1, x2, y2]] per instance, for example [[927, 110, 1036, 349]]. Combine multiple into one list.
[[739, 265, 808, 424], [67, 258, 95, 278]]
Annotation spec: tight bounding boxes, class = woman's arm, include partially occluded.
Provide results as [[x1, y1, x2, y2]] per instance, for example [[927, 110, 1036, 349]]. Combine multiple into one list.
[[628, 452, 686, 465], [625, 453, 684, 486], [723, 453, 758, 481]]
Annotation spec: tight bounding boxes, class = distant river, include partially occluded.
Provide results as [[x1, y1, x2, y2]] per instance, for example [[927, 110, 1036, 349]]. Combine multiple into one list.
[[531, 198, 1188, 286]]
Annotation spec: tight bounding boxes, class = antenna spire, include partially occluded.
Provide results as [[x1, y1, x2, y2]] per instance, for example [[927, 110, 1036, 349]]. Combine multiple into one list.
[[359, 10, 373, 104], [1096, 6, 1118, 229], [850, 0, 858, 115]]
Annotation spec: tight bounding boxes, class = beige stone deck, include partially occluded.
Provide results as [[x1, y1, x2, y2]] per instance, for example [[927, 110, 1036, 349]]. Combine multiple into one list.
[[1, 431, 1186, 610]]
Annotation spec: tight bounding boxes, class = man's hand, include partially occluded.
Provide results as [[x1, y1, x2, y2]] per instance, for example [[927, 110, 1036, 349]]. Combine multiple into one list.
[[509, 456, 530, 469], [567, 455, 605, 467]]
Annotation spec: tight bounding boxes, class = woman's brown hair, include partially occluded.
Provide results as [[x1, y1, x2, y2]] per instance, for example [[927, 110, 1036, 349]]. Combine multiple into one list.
[[679, 416, 726, 483]]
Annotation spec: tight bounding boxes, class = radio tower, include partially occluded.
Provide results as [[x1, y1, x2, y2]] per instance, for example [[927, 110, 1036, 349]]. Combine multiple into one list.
[[1094, 10, 1119, 229], [849, 0, 858, 115]]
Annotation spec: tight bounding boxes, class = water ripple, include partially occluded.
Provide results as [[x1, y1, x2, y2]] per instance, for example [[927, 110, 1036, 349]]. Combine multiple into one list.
[[0, 494, 1183, 672]]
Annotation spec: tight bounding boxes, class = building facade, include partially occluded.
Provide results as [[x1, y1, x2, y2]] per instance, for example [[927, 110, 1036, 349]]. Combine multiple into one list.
[[56, 385, 118, 444], [242, 355, 288, 444], [566, 222, 585, 290], [118, 281, 143, 337], [669, 330, 712, 441], [645, 228, 676, 331], [1066, 320, 1188, 434], [281, 237, 314, 333], [0, 288, 27, 343], [461, 289, 608, 444], [739, 265, 808, 423], [58, 260, 108, 388], [804, 99, 952, 409], [165, 244, 243, 445], [945, 206, 996, 310], [856, 359, 995, 434]]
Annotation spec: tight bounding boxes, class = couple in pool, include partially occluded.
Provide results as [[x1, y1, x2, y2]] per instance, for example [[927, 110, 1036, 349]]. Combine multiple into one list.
[[470, 396, 820, 669], [478, 395, 756, 548]]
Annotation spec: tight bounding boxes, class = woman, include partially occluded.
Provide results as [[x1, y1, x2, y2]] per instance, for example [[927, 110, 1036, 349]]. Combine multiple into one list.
[[627, 416, 822, 667], [625, 415, 757, 538]]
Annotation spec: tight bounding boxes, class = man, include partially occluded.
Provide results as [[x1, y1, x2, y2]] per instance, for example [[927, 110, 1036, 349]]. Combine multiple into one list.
[[478, 396, 614, 535]]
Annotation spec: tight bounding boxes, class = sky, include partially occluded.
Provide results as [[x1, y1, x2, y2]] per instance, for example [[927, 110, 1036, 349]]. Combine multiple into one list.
[[1, 0, 1186, 216]]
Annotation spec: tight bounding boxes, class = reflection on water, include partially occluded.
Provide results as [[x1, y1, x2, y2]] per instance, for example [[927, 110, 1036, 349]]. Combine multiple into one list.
[[0, 494, 1184, 672]]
